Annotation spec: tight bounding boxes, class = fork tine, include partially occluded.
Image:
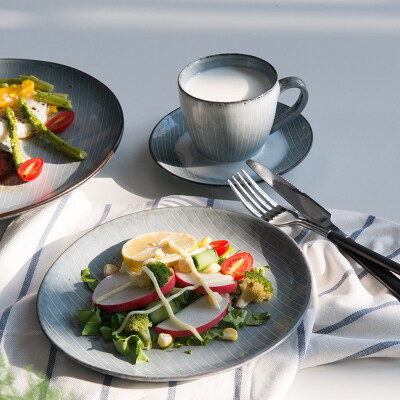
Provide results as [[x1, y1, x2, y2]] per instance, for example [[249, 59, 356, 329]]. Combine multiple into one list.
[[241, 169, 278, 207], [227, 178, 263, 218], [231, 176, 268, 215], [236, 172, 274, 212]]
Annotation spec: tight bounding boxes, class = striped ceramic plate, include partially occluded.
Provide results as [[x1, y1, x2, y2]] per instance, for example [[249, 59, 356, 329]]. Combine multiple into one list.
[[0, 59, 123, 219], [37, 206, 312, 381]]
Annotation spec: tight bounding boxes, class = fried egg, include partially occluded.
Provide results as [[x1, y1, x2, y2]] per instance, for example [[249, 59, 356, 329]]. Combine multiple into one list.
[[0, 97, 49, 142]]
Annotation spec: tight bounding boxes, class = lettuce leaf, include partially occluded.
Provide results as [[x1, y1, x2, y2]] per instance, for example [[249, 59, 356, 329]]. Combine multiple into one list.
[[79, 307, 102, 336], [221, 304, 248, 329], [113, 334, 149, 364], [81, 268, 99, 291], [244, 311, 271, 326]]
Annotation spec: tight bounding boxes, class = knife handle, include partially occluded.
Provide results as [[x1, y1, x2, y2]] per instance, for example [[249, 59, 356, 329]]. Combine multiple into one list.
[[338, 246, 400, 300], [328, 230, 400, 275]]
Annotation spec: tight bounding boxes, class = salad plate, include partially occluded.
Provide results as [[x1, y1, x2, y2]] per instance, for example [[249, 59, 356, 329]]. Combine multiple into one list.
[[0, 59, 123, 219], [37, 206, 312, 381], [149, 104, 312, 186]]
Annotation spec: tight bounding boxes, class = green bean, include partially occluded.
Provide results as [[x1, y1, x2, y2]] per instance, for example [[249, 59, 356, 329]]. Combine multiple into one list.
[[5, 107, 25, 170], [0, 78, 22, 85], [20, 75, 54, 92], [18, 97, 87, 161], [35, 91, 72, 109]]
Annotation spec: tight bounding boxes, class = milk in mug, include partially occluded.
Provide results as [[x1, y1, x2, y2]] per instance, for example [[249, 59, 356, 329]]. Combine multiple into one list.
[[184, 66, 272, 102]]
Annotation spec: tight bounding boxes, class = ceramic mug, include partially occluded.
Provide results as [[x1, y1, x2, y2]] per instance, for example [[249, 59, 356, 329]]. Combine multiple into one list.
[[178, 53, 308, 162]]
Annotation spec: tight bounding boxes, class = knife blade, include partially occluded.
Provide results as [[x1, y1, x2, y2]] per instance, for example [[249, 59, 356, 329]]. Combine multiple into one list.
[[247, 159, 337, 230], [247, 159, 400, 276]]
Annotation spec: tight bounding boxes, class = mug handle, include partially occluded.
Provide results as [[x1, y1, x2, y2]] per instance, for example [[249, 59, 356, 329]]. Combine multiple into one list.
[[270, 77, 308, 133]]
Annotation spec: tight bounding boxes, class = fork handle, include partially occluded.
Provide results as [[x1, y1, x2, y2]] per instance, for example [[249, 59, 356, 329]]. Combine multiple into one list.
[[328, 230, 400, 275], [338, 246, 400, 300]]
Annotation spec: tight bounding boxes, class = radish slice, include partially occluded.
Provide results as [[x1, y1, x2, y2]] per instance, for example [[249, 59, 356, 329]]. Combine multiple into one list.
[[155, 294, 230, 337], [93, 271, 175, 312], [175, 271, 237, 294]]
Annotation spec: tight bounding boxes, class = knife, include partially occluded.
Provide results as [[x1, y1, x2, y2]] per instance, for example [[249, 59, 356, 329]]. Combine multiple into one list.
[[247, 160, 400, 277]]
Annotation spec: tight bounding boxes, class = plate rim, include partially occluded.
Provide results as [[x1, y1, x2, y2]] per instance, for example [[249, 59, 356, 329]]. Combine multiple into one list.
[[0, 58, 124, 219], [36, 206, 312, 382], [148, 104, 313, 187]]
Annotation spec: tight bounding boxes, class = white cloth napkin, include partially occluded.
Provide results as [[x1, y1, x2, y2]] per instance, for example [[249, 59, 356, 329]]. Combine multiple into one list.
[[0, 191, 399, 400]]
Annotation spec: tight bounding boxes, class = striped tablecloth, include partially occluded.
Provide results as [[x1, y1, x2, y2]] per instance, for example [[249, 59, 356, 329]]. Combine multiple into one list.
[[0, 191, 399, 399]]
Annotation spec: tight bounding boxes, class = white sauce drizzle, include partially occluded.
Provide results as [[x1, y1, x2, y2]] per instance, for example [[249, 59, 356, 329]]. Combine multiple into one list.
[[94, 281, 133, 303], [159, 239, 221, 309], [142, 266, 203, 341], [112, 285, 199, 335]]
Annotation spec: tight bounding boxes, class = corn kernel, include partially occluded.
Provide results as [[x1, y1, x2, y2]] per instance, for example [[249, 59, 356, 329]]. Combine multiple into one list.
[[198, 236, 212, 247], [158, 333, 173, 348], [222, 327, 238, 341], [104, 264, 118, 276], [177, 258, 192, 272]]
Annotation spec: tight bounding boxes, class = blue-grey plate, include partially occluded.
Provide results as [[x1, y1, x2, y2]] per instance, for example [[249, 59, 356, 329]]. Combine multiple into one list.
[[149, 104, 312, 186], [0, 59, 123, 219], [37, 206, 312, 381]]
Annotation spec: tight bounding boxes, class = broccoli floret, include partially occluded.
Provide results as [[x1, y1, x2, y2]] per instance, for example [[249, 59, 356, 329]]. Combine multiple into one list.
[[251, 265, 270, 276], [236, 271, 273, 309], [145, 262, 173, 287], [124, 314, 152, 350]]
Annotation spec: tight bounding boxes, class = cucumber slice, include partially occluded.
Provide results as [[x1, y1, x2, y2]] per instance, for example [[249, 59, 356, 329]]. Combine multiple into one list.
[[192, 249, 219, 272], [146, 298, 181, 324]]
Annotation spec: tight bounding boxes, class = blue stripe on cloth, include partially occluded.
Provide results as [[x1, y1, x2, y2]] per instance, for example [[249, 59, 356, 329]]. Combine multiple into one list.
[[45, 344, 58, 379], [0, 194, 70, 344], [207, 198, 214, 208], [98, 204, 112, 225], [100, 375, 113, 400], [349, 215, 375, 240], [297, 321, 306, 367], [167, 381, 177, 400], [152, 198, 161, 209], [293, 227, 308, 244], [233, 366, 243, 400], [358, 270, 369, 280], [338, 341, 400, 361], [386, 247, 400, 260], [319, 269, 356, 297], [315, 301, 399, 335]]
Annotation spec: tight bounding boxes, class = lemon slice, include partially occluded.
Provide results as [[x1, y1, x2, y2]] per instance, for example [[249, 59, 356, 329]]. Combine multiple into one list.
[[122, 231, 198, 270]]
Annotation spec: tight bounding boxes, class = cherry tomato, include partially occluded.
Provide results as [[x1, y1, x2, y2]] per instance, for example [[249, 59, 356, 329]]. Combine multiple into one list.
[[45, 111, 75, 133], [210, 240, 230, 257], [18, 158, 43, 182], [221, 252, 253, 281]]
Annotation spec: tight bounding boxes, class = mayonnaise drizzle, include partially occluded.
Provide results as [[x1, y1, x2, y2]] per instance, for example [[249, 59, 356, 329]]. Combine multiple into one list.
[[142, 266, 203, 341], [112, 284, 199, 335], [94, 281, 133, 303], [159, 239, 221, 309]]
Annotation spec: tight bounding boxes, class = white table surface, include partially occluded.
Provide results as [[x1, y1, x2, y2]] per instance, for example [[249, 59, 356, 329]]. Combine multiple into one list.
[[5, 0, 400, 398]]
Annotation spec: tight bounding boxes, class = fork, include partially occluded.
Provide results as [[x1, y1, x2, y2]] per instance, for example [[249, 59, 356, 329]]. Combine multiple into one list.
[[228, 169, 400, 299]]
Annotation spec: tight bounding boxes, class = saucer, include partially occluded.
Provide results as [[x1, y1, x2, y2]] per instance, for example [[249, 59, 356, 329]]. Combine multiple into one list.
[[149, 103, 312, 186]]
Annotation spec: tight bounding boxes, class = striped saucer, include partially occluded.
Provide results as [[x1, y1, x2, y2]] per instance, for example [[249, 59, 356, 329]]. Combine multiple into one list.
[[149, 103, 312, 186]]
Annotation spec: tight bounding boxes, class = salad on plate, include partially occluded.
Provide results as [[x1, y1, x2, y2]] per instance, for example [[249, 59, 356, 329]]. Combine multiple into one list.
[[0, 75, 86, 182], [78, 231, 273, 364]]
